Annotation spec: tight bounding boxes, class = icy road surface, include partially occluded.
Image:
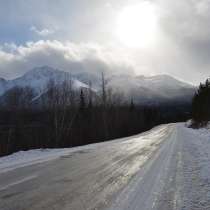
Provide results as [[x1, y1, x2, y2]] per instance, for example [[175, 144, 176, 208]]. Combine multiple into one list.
[[0, 123, 210, 210]]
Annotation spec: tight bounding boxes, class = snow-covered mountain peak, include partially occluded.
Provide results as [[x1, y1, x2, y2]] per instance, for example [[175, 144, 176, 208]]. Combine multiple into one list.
[[0, 66, 89, 97], [21, 66, 67, 81], [106, 73, 195, 104], [135, 74, 194, 90], [15, 66, 87, 86]]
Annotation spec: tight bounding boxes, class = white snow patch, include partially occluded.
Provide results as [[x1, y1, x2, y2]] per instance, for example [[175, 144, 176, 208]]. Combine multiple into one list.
[[0, 149, 71, 174], [185, 119, 194, 127]]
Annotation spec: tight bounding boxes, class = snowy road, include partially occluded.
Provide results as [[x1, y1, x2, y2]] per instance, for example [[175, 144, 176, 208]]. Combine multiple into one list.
[[0, 123, 210, 210]]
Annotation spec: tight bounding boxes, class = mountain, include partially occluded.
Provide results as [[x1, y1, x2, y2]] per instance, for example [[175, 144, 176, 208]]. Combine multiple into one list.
[[0, 66, 196, 105], [106, 74, 195, 104], [0, 66, 88, 96]]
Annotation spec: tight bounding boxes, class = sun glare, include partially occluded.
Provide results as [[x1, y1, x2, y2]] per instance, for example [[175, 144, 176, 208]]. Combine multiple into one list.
[[116, 2, 158, 48]]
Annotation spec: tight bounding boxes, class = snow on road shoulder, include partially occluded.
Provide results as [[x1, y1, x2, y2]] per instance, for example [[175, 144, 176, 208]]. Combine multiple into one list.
[[177, 124, 210, 209], [0, 144, 107, 174], [0, 149, 71, 174], [185, 121, 210, 139]]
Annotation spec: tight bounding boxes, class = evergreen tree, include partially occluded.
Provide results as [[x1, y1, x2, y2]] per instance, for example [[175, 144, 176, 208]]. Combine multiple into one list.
[[129, 98, 135, 112], [79, 89, 86, 111], [192, 78, 210, 123]]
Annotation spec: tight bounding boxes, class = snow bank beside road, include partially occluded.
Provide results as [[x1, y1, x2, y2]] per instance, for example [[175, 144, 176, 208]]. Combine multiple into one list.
[[0, 149, 71, 173], [0, 144, 104, 173], [178, 125, 210, 209], [185, 121, 210, 139]]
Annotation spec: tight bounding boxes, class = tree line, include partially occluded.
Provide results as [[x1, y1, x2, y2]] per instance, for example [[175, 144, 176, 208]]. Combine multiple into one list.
[[192, 78, 210, 126], [0, 75, 191, 156]]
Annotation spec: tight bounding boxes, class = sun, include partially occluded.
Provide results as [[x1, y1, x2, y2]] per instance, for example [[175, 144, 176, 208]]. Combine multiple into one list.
[[116, 2, 158, 48]]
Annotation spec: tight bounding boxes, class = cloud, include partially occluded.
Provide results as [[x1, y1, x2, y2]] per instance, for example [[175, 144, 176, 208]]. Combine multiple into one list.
[[0, 40, 134, 79], [158, 0, 210, 47], [141, 0, 210, 83], [30, 26, 54, 37], [1, 0, 210, 84]]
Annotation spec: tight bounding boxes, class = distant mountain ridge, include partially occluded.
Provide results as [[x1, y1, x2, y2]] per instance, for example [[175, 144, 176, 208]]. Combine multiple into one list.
[[0, 66, 88, 96], [0, 66, 196, 105], [107, 74, 195, 104]]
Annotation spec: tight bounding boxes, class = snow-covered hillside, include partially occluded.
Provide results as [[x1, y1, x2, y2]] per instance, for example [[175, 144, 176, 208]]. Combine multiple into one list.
[[107, 74, 195, 104]]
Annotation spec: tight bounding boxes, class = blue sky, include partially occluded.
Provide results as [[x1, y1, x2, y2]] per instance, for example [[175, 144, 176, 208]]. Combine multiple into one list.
[[0, 0, 123, 44], [0, 0, 210, 84]]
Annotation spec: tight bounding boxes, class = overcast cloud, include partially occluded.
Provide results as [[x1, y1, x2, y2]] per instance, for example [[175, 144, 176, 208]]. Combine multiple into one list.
[[0, 0, 210, 84], [0, 40, 134, 79]]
